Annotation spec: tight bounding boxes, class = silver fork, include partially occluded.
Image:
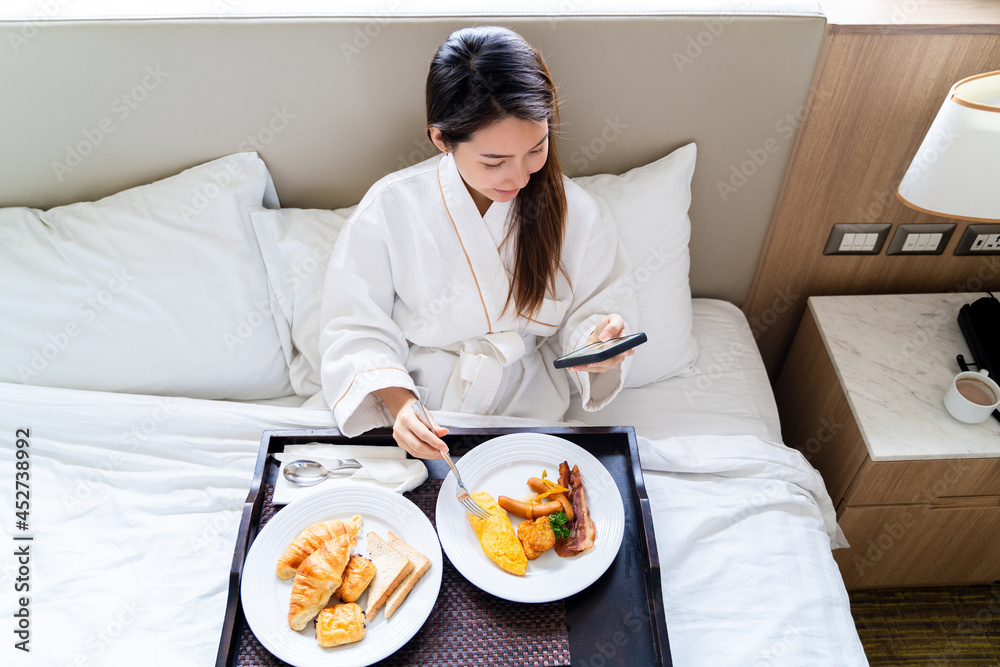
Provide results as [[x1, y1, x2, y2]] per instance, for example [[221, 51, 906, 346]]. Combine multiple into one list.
[[411, 401, 491, 519]]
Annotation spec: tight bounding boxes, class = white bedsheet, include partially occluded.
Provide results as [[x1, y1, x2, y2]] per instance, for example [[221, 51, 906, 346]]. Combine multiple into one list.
[[639, 435, 864, 666], [566, 298, 783, 443], [0, 306, 866, 667]]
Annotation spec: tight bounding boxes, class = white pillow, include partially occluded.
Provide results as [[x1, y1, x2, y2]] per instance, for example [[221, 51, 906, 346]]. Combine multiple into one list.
[[249, 205, 356, 397], [0, 152, 295, 400], [252, 143, 698, 395], [573, 143, 699, 387]]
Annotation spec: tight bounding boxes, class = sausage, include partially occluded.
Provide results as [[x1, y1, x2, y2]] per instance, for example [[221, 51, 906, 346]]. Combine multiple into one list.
[[526, 478, 575, 521], [498, 495, 563, 519], [527, 478, 548, 493], [552, 492, 575, 522]]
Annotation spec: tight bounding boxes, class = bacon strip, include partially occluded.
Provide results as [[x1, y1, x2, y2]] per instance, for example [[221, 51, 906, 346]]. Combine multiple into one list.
[[554, 461, 597, 556]]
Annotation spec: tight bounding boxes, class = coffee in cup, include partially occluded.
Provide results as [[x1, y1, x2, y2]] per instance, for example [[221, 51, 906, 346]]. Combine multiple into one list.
[[943, 369, 1000, 423]]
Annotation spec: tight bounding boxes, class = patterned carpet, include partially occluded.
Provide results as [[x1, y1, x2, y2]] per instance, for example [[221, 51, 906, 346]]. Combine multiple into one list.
[[850, 586, 1000, 666]]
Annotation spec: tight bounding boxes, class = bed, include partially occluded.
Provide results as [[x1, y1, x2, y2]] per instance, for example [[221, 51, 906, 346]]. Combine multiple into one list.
[[0, 2, 868, 666]]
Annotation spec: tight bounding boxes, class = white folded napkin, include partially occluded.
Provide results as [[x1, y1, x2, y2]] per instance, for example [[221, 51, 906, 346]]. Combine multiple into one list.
[[272, 443, 427, 505]]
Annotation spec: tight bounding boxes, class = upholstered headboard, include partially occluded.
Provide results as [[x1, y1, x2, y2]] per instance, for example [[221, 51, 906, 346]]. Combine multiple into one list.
[[0, 1, 825, 303]]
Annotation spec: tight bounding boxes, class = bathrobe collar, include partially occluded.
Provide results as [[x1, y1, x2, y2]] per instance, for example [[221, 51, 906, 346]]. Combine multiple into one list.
[[436, 152, 519, 333]]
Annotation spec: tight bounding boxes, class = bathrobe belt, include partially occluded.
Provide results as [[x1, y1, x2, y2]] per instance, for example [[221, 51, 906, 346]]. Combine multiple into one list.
[[442, 331, 528, 414]]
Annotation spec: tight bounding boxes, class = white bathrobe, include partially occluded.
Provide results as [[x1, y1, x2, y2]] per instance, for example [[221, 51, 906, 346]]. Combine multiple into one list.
[[319, 153, 637, 436]]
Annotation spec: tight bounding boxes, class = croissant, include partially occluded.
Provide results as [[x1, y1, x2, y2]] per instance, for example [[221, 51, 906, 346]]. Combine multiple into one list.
[[277, 515, 362, 579], [287, 515, 362, 631]]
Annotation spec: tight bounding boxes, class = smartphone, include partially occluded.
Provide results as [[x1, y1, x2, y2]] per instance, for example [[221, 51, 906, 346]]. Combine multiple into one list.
[[553, 332, 647, 369]]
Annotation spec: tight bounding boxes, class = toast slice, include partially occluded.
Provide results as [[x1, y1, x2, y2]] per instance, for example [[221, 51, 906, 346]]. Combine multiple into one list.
[[383, 531, 432, 619], [364, 532, 413, 619]]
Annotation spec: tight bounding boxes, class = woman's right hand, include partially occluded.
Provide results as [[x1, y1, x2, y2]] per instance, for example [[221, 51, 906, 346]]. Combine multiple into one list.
[[376, 387, 449, 459], [393, 402, 449, 460]]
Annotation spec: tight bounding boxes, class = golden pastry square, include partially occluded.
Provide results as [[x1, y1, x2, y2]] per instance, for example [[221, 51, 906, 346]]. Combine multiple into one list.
[[315, 602, 366, 647], [334, 554, 376, 603]]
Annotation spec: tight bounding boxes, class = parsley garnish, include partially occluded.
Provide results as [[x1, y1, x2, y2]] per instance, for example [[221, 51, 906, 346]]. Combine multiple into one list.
[[549, 511, 571, 539]]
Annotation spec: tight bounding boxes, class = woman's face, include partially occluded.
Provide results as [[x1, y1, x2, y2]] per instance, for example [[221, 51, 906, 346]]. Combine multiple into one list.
[[431, 117, 549, 213]]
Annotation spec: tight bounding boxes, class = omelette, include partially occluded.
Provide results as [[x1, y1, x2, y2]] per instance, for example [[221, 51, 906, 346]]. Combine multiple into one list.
[[468, 492, 527, 576]]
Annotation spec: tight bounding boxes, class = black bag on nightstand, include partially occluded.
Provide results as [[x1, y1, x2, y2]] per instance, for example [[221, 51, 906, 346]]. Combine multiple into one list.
[[957, 294, 1000, 377]]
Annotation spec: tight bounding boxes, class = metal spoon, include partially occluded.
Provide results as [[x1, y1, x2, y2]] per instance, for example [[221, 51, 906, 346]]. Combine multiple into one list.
[[282, 459, 362, 486]]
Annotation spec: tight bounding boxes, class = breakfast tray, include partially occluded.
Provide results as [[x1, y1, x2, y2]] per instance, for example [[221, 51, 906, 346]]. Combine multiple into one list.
[[217, 426, 671, 666]]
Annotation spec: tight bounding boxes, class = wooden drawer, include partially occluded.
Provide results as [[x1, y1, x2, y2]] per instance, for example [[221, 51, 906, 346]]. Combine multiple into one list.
[[834, 503, 1000, 589], [844, 456, 1000, 506]]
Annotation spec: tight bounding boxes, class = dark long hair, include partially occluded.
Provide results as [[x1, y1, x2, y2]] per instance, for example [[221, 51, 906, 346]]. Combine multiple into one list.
[[426, 26, 567, 320]]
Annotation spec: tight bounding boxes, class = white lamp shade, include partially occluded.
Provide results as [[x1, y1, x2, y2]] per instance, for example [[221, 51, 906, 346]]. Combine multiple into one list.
[[897, 70, 1000, 222]]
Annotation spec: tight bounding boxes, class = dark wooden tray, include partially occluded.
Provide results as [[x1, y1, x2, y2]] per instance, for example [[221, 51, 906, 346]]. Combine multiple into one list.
[[217, 426, 671, 666]]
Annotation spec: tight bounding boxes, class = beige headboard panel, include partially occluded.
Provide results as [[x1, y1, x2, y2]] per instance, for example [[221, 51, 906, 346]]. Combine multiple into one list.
[[0, 1, 825, 303]]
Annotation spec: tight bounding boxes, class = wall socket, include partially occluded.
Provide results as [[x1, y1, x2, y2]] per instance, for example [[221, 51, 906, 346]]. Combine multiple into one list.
[[954, 224, 1000, 255]]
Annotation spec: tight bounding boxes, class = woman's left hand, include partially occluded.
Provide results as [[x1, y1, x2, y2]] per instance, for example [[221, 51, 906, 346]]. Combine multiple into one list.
[[566, 313, 634, 373]]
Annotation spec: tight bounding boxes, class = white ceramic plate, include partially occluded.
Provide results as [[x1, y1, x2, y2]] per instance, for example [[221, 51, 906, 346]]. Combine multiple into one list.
[[435, 433, 625, 602], [241, 485, 442, 667]]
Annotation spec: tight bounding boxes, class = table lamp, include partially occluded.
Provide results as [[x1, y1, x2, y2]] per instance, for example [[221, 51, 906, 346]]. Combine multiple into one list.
[[897, 70, 1000, 222]]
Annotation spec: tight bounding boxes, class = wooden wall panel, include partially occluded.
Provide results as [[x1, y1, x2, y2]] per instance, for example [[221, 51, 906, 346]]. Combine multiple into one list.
[[743, 29, 1000, 379]]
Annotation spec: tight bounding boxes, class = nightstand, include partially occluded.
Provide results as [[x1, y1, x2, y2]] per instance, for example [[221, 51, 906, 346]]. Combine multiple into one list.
[[776, 293, 1000, 589]]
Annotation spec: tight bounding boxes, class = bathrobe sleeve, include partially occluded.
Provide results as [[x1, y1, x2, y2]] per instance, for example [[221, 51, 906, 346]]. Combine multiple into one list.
[[318, 207, 420, 437], [557, 186, 638, 411]]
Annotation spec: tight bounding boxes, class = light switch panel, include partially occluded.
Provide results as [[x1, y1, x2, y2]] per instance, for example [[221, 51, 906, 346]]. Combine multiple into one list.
[[886, 224, 955, 255], [823, 224, 891, 255]]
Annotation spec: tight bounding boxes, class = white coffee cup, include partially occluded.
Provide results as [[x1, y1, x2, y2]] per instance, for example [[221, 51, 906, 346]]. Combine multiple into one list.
[[943, 369, 1000, 424]]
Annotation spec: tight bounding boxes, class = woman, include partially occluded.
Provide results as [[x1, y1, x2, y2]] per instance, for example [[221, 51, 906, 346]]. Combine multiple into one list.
[[319, 26, 637, 459]]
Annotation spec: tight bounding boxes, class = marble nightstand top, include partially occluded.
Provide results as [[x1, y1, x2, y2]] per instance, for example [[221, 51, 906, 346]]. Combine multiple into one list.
[[809, 293, 1000, 461]]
